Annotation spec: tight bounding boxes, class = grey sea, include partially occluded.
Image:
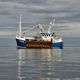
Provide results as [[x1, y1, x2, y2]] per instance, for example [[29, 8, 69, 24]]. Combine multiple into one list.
[[0, 37, 80, 80]]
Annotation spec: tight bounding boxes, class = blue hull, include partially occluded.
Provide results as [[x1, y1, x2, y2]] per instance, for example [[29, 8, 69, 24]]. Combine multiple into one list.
[[16, 39, 26, 48], [51, 42, 63, 49]]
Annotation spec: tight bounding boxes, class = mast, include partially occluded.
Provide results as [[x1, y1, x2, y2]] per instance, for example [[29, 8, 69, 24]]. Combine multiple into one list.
[[37, 24, 43, 35], [48, 25, 52, 34], [48, 19, 55, 33], [19, 15, 22, 35]]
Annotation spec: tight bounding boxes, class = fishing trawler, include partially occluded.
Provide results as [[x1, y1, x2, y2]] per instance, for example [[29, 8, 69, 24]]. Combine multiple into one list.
[[16, 16, 63, 49]]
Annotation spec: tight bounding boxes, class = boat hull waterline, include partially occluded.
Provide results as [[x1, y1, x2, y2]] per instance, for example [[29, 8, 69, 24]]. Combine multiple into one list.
[[16, 38, 63, 49]]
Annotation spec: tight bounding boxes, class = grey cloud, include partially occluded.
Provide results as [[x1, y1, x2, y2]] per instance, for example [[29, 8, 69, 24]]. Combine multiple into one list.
[[0, 0, 80, 37], [0, 1, 27, 15]]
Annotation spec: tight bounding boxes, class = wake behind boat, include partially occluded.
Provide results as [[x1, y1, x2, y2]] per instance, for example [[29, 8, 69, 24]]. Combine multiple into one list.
[[16, 16, 63, 49]]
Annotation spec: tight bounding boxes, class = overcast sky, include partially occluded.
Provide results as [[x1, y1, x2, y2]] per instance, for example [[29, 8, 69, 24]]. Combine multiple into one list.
[[0, 0, 80, 37]]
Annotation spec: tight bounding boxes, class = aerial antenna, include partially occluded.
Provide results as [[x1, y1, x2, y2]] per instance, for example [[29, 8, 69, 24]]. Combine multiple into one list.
[[50, 19, 55, 26], [48, 19, 55, 33]]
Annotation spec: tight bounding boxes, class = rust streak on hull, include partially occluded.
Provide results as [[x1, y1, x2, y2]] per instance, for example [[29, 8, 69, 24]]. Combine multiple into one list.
[[26, 40, 52, 48]]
